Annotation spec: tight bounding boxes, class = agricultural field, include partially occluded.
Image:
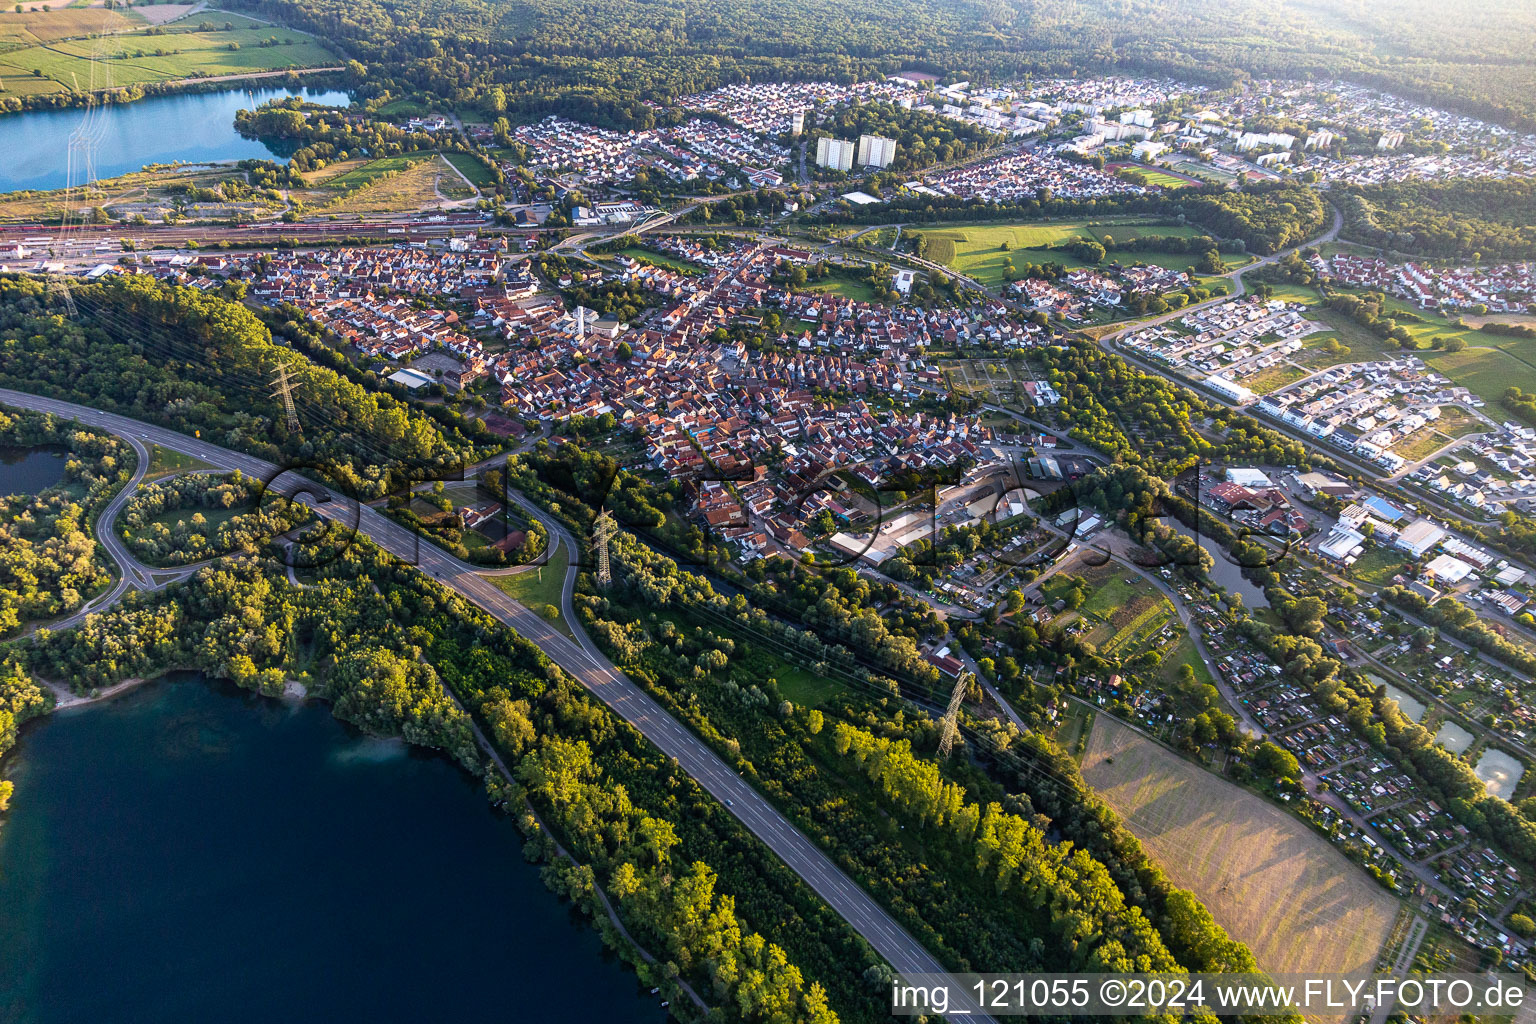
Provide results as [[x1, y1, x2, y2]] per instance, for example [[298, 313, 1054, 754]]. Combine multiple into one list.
[[1082, 716, 1399, 976], [318, 154, 430, 191], [1427, 344, 1536, 406], [0, 7, 141, 48], [321, 155, 457, 215], [0, 10, 335, 96], [299, 158, 369, 188], [920, 219, 1207, 290], [1273, 284, 1536, 404]]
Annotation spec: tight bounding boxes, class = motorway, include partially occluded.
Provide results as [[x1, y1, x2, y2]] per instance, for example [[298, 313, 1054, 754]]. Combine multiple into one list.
[[1, 388, 991, 1022]]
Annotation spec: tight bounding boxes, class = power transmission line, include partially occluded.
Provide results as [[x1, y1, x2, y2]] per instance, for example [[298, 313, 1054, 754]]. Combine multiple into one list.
[[269, 361, 305, 435], [592, 508, 618, 588], [938, 670, 970, 758]]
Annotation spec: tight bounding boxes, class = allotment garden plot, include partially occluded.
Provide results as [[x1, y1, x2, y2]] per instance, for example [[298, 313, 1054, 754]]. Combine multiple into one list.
[[943, 359, 1033, 405]]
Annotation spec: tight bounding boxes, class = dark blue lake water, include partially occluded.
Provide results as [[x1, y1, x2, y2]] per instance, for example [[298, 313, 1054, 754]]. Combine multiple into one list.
[[0, 446, 67, 496], [0, 673, 669, 1024]]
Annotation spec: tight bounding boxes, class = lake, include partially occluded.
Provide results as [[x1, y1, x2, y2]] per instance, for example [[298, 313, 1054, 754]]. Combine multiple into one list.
[[1435, 719, 1475, 755], [1476, 747, 1525, 799], [0, 445, 68, 496], [0, 673, 669, 1024], [0, 86, 350, 193], [1162, 519, 1272, 609]]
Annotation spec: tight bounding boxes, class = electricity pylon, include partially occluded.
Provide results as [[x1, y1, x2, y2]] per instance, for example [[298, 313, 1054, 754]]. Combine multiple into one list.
[[938, 670, 972, 758], [48, 12, 115, 319], [592, 508, 618, 588], [270, 362, 304, 435]]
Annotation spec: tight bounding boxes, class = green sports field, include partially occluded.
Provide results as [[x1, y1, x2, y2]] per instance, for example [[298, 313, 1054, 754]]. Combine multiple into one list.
[[920, 219, 1206, 288]]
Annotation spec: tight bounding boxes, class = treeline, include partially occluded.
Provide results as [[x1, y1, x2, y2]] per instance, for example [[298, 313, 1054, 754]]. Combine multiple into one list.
[[1048, 232, 1226, 277], [0, 407, 135, 635], [571, 528, 1273, 1000], [743, 556, 942, 684], [518, 735, 839, 1022], [817, 190, 1176, 228], [0, 69, 349, 117], [404, 563, 896, 1021], [223, 0, 1536, 135], [833, 721, 1267, 977], [0, 658, 49, 811], [119, 471, 314, 568], [235, 97, 461, 174], [833, 722, 1183, 969], [1336, 179, 1536, 261], [1479, 322, 1536, 340], [1038, 342, 1319, 475], [0, 275, 486, 499], [822, 186, 1326, 255], [1504, 387, 1536, 428]]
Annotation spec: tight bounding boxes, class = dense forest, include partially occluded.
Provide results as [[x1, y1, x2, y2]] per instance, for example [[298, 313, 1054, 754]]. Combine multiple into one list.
[[1038, 341, 1321, 476], [0, 658, 47, 811], [236, 97, 463, 174], [1336, 179, 1536, 260], [228, 0, 1536, 131], [0, 276, 487, 499], [563, 528, 1276, 999]]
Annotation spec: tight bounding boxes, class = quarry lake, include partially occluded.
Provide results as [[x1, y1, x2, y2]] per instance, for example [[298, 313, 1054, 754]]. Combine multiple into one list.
[[0, 673, 668, 1024], [0, 87, 350, 192], [0, 445, 68, 496]]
